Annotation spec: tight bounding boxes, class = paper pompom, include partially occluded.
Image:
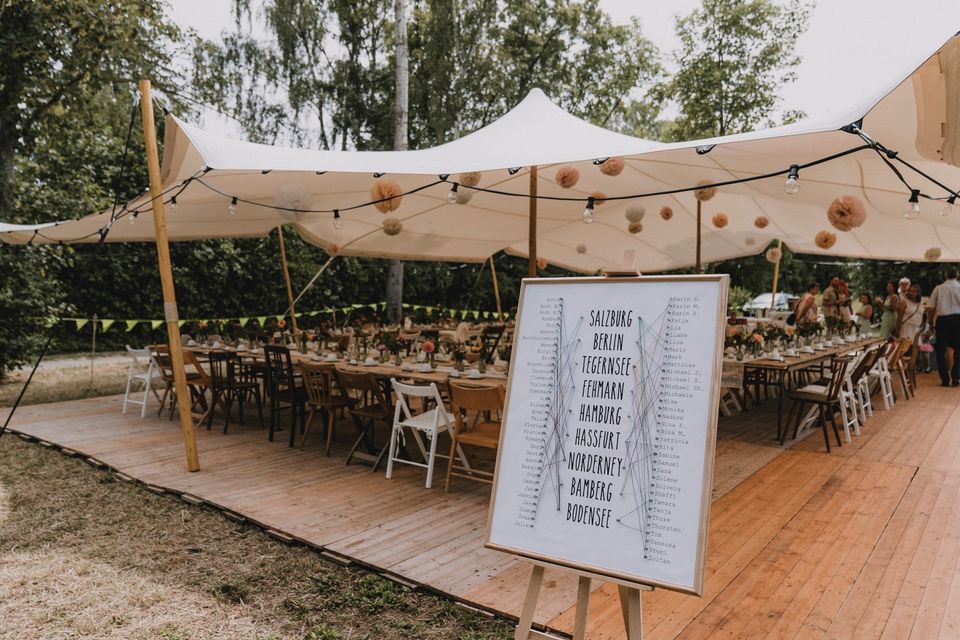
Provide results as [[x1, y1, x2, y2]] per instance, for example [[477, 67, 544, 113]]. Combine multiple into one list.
[[694, 180, 717, 202], [754, 216, 769, 229], [815, 230, 837, 249], [765, 247, 782, 263], [371, 179, 403, 213], [591, 192, 607, 206], [382, 217, 403, 236], [827, 195, 867, 231], [455, 190, 474, 205], [925, 246, 942, 261], [274, 184, 313, 222], [536, 257, 548, 270], [660, 206, 673, 221], [625, 206, 646, 223], [712, 213, 728, 228], [745, 237, 756, 246], [628, 221, 643, 234], [555, 166, 580, 188], [459, 171, 482, 187], [576, 243, 587, 254], [599, 157, 625, 176]]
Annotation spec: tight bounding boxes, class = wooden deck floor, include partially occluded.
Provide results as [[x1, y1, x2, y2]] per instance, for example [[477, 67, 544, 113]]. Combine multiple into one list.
[[3, 375, 959, 638]]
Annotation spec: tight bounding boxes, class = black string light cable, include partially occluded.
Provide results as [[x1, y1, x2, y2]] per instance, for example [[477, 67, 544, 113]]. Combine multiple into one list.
[[99, 100, 140, 243]]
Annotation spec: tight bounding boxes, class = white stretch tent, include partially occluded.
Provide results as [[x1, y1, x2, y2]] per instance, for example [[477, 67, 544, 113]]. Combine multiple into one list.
[[2, 32, 960, 272]]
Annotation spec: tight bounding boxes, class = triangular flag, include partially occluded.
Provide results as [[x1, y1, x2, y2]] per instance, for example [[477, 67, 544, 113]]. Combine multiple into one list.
[[275, 315, 285, 322], [178, 320, 187, 328], [351, 303, 364, 309], [75, 319, 89, 331], [100, 319, 115, 332], [309, 310, 319, 317], [125, 320, 139, 332], [472, 311, 479, 319], [256, 316, 267, 326], [239, 317, 250, 327], [151, 320, 163, 330]]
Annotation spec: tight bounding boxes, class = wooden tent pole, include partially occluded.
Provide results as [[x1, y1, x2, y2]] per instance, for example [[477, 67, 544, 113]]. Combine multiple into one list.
[[489, 256, 503, 322], [528, 166, 538, 277], [770, 239, 783, 311], [139, 79, 199, 473], [695, 200, 702, 273], [277, 226, 299, 334]]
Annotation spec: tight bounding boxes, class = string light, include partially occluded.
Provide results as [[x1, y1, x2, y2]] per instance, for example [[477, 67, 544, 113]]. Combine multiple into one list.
[[903, 190, 921, 219], [582, 197, 595, 224], [169, 196, 178, 214], [332, 209, 343, 230], [447, 183, 460, 204], [228, 196, 238, 216], [784, 164, 800, 194], [507, 167, 521, 175], [128, 212, 137, 224], [939, 195, 957, 217]]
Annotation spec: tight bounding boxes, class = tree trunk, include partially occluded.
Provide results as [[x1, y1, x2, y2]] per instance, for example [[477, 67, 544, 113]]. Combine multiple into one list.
[[386, 0, 409, 323]]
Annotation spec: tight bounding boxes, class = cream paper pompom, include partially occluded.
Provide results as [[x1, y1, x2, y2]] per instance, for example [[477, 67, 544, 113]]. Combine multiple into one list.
[[827, 195, 867, 231], [694, 180, 717, 202], [382, 217, 403, 236], [765, 247, 782, 263], [371, 179, 403, 213], [576, 243, 587, 254], [745, 237, 756, 246], [455, 190, 474, 205], [712, 213, 728, 228], [599, 157, 625, 176], [815, 230, 837, 249], [660, 206, 673, 221], [625, 205, 646, 223], [628, 221, 643, 234], [555, 166, 580, 188], [754, 216, 769, 229], [274, 184, 313, 222], [459, 171, 482, 187], [925, 246, 942, 261]]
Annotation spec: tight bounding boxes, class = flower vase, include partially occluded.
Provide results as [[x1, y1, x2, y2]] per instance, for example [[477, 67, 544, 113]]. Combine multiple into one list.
[[394, 353, 402, 366], [380, 350, 388, 363], [478, 359, 487, 374], [455, 359, 465, 373], [429, 353, 436, 369]]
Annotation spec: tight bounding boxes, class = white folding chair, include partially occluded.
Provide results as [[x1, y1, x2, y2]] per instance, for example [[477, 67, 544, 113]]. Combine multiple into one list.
[[387, 379, 469, 488], [122, 345, 163, 418], [718, 388, 742, 417], [867, 342, 897, 410]]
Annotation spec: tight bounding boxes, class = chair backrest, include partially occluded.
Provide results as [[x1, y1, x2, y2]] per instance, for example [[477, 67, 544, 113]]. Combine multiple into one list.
[[263, 345, 296, 391], [125, 345, 151, 365], [207, 351, 239, 388], [825, 358, 850, 401], [335, 369, 390, 414], [850, 345, 882, 383], [481, 325, 505, 362], [391, 379, 446, 424], [448, 381, 505, 415], [182, 349, 211, 386], [300, 362, 338, 406], [886, 338, 909, 370]]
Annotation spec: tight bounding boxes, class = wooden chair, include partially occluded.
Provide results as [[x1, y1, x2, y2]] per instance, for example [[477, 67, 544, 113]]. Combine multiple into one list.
[[207, 351, 264, 433], [783, 358, 850, 452], [334, 369, 393, 468], [887, 338, 913, 400], [263, 345, 307, 446], [153, 345, 207, 419], [445, 381, 506, 491], [480, 325, 506, 362], [299, 362, 350, 455]]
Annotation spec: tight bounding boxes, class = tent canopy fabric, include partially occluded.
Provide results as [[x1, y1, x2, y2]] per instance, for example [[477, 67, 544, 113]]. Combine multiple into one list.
[[2, 32, 960, 273]]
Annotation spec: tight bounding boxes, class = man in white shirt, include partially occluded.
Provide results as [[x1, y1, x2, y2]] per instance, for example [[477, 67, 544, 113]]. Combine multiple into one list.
[[928, 268, 960, 386]]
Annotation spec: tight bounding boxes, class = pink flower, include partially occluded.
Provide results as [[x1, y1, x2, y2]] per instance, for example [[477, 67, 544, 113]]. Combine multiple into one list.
[[422, 340, 436, 354]]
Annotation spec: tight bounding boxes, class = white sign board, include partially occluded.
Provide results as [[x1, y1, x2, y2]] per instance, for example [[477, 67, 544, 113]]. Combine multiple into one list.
[[486, 275, 728, 595]]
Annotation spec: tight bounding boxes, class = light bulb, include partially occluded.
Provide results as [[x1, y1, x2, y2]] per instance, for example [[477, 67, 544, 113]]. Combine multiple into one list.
[[169, 196, 178, 214], [940, 196, 957, 217], [128, 213, 137, 224], [228, 196, 238, 215], [903, 190, 920, 220], [582, 197, 595, 224], [784, 164, 800, 195], [447, 183, 459, 204], [333, 210, 343, 230]]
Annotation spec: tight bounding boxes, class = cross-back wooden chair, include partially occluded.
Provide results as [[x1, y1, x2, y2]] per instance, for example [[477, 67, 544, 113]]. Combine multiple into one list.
[[445, 381, 506, 491], [153, 345, 208, 420], [334, 368, 393, 468], [784, 357, 850, 452], [480, 325, 506, 362], [299, 362, 351, 455], [206, 351, 264, 433], [263, 345, 307, 445]]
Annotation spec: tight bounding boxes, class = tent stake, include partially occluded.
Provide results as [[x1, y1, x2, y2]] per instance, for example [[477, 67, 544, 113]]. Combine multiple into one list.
[[277, 226, 299, 334], [528, 166, 538, 277], [490, 256, 503, 322], [139, 79, 200, 473]]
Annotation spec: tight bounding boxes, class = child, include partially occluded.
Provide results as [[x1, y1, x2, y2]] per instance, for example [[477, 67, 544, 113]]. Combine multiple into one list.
[[918, 330, 934, 373]]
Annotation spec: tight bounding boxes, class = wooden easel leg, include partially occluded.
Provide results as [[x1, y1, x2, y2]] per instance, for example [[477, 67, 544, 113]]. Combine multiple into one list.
[[618, 585, 643, 639], [515, 564, 544, 640], [572, 576, 591, 640]]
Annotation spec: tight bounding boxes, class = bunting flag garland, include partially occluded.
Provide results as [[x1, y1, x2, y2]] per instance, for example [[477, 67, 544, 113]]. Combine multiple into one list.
[[125, 320, 139, 332], [151, 320, 163, 330], [75, 319, 89, 331]]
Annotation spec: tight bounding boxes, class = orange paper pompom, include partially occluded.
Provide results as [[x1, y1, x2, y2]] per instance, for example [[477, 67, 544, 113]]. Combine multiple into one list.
[[576, 243, 587, 254], [826, 195, 867, 231], [815, 230, 837, 249], [712, 213, 728, 228], [754, 216, 769, 229], [371, 179, 403, 213], [628, 221, 643, 234], [382, 217, 403, 236], [459, 171, 482, 187], [694, 180, 717, 202], [591, 192, 607, 206], [925, 247, 942, 261], [660, 206, 673, 221], [536, 257, 548, 271], [555, 166, 580, 188], [599, 157, 625, 176]]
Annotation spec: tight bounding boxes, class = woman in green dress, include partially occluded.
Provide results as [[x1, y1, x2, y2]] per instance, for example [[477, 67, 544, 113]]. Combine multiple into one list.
[[879, 280, 899, 338]]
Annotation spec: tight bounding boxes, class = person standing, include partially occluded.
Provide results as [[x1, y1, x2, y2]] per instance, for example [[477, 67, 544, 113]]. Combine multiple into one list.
[[899, 277, 911, 298], [879, 281, 899, 338], [795, 282, 820, 325], [820, 276, 840, 321], [858, 293, 874, 333], [896, 284, 925, 341], [928, 268, 960, 387], [838, 279, 853, 323]]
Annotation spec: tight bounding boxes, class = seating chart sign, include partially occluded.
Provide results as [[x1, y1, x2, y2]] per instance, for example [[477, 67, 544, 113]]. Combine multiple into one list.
[[485, 275, 728, 595]]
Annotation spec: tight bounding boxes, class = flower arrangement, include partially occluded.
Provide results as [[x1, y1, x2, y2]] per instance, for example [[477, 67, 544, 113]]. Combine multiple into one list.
[[422, 339, 437, 368]]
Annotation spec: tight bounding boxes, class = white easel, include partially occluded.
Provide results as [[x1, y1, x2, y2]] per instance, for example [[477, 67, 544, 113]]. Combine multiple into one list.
[[514, 561, 653, 640]]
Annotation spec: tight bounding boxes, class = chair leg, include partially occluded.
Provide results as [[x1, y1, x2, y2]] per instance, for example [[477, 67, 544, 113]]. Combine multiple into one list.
[[828, 406, 842, 447], [385, 424, 400, 480], [425, 429, 439, 489], [254, 389, 265, 429], [299, 407, 316, 449], [122, 370, 134, 415], [140, 381, 150, 418], [445, 436, 458, 492], [288, 401, 298, 448], [819, 406, 831, 453], [325, 410, 335, 456], [223, 392, 233, 434]]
